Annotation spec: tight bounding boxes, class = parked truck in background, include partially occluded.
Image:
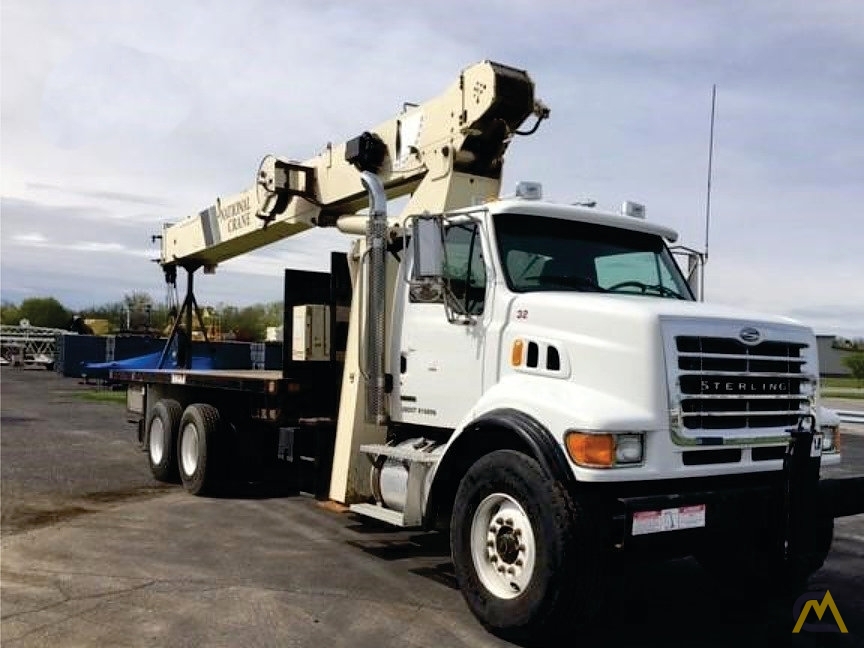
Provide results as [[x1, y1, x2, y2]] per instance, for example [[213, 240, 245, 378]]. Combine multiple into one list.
[[114, 61, 863, 640]]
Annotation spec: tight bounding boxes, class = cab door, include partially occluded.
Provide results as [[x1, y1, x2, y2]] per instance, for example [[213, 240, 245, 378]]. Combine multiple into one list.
[[390, 220, 491, 429]]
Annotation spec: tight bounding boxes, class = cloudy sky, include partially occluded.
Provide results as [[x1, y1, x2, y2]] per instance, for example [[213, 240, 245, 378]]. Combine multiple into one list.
[[1, 1, 862, 336]]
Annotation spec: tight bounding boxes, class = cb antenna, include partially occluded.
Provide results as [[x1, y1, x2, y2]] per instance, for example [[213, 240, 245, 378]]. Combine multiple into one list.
[[702, 84, 717, 299]]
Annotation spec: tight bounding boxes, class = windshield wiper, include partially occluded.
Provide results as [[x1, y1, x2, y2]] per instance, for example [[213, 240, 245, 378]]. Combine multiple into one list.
[[606, 280, 687, 299], [525, 275, 608, 292]]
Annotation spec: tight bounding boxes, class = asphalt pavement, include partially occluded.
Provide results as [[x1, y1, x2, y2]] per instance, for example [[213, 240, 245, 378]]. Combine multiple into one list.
[[2, 368, 863, 647]]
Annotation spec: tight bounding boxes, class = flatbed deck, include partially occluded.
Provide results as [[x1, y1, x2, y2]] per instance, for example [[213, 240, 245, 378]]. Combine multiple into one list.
[[111, 368, 286, 393]]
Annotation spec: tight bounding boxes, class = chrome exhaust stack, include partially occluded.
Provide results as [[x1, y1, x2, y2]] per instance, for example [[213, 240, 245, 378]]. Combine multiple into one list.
[[359, 171, 387, 426]]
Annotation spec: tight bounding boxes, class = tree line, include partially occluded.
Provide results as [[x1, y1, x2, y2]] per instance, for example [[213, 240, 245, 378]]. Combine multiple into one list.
[[0, 293, 284, 342]]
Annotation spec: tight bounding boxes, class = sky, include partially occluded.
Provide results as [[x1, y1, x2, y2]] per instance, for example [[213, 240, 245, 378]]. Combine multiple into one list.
[[1, 1, 862, 337]]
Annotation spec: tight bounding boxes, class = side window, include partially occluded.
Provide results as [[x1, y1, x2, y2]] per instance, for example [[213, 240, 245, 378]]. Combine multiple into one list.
[[443, 222, 486, 315]]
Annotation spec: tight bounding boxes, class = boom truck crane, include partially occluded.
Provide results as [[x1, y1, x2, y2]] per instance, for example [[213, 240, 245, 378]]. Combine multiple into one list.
[[115, 61, 863, 639]]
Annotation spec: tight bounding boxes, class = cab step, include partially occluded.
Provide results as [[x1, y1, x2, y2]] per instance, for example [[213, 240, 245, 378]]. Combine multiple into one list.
[[358, 443, 440, 463], [350, 503, 416, 528]]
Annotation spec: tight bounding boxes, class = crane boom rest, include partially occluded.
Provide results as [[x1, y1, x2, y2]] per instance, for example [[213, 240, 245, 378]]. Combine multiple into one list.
[[159, 61, 545, 273]]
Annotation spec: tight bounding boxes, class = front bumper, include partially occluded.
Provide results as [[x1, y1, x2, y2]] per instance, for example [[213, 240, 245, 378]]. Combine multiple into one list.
[[603, 475, 864, 553], [579, 428, 863, 556]]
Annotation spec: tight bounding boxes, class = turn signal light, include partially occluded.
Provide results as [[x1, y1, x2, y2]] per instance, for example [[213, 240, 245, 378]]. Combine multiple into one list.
[[511, 339, 524, 367], [565, 432, 615, 468]]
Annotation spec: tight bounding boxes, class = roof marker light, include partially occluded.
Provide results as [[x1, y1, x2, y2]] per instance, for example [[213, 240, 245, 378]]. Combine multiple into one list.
[[515, 181, 542, 200], [621, 201, 646, 219]]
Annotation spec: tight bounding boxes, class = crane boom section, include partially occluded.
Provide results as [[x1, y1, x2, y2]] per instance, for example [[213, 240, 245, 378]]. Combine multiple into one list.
[[160, 61, 539, 270]]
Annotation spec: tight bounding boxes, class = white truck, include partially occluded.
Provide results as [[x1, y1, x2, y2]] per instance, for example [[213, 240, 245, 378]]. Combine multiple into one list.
[[115, 61, 862, 640]]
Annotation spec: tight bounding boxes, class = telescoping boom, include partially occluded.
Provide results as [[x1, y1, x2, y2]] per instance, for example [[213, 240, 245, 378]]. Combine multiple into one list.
[[159, 61, 548, 272]]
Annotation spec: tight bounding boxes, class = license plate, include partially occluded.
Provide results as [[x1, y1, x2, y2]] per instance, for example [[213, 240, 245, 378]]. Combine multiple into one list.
[[631, 504, 706, 536]]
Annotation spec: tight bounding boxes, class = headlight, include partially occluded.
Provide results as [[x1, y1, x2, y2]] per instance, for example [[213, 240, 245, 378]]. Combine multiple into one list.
[[565, 431, 644, 468], [615, 434, 644, 463], [821, 425, 840, 453]]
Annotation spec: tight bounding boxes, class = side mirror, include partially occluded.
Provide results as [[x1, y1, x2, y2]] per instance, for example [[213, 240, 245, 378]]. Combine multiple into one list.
[[684, 252, 703, 301], [411, 214, 444, 279], [671, 246, 704, 302], [407, 215, 445, 303]]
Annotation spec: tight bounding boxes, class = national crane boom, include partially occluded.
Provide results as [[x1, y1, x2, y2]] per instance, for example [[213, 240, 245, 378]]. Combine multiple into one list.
[[159, 61, 547, 272]]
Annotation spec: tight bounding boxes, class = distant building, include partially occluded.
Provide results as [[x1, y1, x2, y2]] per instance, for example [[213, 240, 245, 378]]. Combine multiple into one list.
[[265, 325, 283, 342], [816, 335, 853, 377]]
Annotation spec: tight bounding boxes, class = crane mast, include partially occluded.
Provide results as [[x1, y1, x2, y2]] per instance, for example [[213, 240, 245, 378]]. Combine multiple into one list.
[[159, 61, 546, 272]]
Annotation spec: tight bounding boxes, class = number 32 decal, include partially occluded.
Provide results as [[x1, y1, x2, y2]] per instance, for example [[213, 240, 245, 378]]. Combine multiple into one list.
[[515, 309, 528, 320]]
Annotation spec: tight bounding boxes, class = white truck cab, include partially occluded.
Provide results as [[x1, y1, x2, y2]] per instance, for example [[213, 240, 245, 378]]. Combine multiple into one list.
[[385, 194, 834, 477]]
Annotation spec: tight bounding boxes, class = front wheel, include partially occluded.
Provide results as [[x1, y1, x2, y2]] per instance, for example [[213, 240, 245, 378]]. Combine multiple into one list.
[[451, 450, 605, 641]]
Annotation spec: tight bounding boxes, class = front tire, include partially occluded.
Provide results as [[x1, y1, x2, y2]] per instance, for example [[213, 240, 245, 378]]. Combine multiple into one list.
[[177, 404, 224, 496], [451, 450, 605, 640], [146, 399, 182, 482]]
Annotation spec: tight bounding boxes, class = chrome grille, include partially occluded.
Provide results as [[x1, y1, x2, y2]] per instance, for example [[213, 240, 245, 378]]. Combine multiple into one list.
[[675, 336, 810, 430]]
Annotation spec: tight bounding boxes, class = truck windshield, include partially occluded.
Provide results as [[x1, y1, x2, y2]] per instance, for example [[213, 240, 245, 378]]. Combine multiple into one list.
[[494, 213, 693, 300]]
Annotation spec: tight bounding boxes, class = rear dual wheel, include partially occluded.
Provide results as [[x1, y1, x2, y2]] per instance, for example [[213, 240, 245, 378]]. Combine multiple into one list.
[[146, 399, 182, 482], [177, 403, 224, 496]]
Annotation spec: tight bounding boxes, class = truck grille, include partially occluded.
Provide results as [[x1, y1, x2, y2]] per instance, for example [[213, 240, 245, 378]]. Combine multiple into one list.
[[675, 336, 810, 430]]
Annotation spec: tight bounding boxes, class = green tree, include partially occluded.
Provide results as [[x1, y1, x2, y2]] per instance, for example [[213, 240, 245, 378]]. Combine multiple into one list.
[[80, 296, 169, 334], [218, 301, 282, 341], [122, 291, 156, 331], [17, 297, 70, 329], [842, 352, 864, 388], [1, 300, 21, 325]]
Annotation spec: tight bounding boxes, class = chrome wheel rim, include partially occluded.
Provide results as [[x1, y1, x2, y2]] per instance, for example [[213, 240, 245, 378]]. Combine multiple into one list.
[[149, 418, 165, 465], [180, 423, 199, 476]]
